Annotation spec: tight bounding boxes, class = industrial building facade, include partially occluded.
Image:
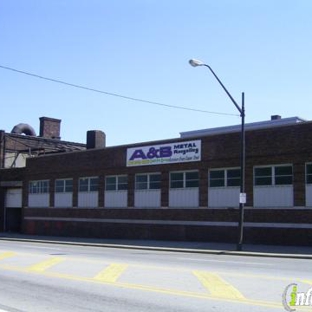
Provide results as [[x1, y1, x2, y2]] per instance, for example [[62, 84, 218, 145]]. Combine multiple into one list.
[[0, 117, 86, 231], [1, 116, 312, 245]]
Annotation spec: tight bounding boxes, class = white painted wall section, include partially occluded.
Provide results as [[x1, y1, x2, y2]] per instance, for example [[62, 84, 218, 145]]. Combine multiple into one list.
[[78, 192, 98, 208], [169, 189, 199, 207], [254, 186, 293, 207], [28, 194, 50, 208], [135, 190, 161, 207], [55, 193, 73, 208], [208, 187, 240, 208], [105, 191, 128, 208]]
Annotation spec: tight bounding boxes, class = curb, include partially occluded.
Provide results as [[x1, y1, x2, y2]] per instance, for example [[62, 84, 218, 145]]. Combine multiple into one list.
[[1, 236, 312, 260]]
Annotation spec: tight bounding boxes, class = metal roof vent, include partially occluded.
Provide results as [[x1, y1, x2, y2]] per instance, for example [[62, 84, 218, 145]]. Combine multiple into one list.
[[271, 115, 282, 120], [11, 123, 36, 136]]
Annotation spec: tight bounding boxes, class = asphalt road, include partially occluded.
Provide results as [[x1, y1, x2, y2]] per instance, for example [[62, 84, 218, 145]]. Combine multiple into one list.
[[0, 240, 311, 312]]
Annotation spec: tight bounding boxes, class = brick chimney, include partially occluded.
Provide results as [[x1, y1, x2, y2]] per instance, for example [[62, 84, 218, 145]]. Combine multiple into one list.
[[39, 117, 61, 139]]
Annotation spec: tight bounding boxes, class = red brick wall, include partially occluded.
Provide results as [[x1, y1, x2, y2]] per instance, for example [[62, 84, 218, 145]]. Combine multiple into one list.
[[24, 121, 312, 208], [14, 121, 312, 244], [22, 208, 312, 245]]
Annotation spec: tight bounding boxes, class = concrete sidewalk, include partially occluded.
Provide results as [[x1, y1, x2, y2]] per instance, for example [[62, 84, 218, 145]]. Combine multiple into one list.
[[0, 232, 312, 259]]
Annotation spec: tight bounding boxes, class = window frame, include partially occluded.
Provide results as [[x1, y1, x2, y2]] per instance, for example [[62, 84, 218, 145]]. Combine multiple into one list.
[[135, 173, 161, 190], [105, 175, 128, 191], [29, 180, 49, 194], [254, 165, 293, 186], [254, 167, 272, 186], [79, 176, 99, 192], [170, 171, 199, 189], [209, 168, 241, 188], [274, 165, 293, 185], [55, 178, 73, 193], [306, 163, 312, 184]]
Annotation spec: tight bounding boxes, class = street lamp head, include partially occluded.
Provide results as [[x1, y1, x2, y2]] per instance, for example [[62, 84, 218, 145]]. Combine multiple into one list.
[[189, 59, 205, 67]]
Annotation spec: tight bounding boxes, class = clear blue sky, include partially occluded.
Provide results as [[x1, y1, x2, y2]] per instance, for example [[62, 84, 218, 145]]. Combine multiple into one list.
[[1, 0, 311, 146]]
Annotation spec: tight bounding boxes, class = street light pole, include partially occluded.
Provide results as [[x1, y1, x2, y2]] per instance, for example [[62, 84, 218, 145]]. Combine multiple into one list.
[[238, 92, 245, 251], [189, 59, 246, 251]]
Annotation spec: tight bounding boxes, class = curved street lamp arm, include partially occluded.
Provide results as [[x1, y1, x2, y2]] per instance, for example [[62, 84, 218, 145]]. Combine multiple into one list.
[[202, 64, 243, 117]]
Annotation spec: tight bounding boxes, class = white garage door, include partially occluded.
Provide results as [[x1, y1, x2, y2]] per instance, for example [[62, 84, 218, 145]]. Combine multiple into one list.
[[5, 188, 22, 207]]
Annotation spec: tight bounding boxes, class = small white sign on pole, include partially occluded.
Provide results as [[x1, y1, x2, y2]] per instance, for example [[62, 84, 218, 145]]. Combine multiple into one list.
[[239, 193, 247, 204]]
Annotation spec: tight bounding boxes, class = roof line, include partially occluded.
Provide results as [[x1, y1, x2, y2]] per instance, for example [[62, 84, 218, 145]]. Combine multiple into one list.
[[180, 116, 307, 138]]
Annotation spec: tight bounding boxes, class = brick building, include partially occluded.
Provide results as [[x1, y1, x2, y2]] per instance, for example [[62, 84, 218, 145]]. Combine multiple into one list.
[[1, 115, 312, 246], [0, 117, 86, 231], [0, 117, 86, 169]]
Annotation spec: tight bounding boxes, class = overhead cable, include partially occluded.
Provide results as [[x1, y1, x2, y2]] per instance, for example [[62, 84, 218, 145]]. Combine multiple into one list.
[[0, 65, 238, 117]]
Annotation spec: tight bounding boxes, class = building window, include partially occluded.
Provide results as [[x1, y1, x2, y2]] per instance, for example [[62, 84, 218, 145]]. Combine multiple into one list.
[[170, 172, 184, 189], [306, 164, 312, 184], [170, 171, 199, 189], [275, 166, 293, 185], [55, 179, 73, 193], [105, 175, 128, 191], [29, 180, 49, 194], [254, 167, 272, 186], [209, 168, 240, 187], [135, 173, 161, 190], [254, 165, 293, 186], [79, 177, 99, 192]]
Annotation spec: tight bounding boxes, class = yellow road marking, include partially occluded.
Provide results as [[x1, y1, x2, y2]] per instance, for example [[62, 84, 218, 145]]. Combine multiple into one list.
[[0, 262, 282, 309], [302, 280, 312, 286], [0, 255, 304, 310], [0, 251, 16, 260], [27, 257, 64, 272], [193, 270, 245, 300], [94, 263, 128, 282]]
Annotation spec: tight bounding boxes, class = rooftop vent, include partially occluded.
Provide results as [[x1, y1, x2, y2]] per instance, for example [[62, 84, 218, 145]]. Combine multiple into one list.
[[11, 123, 36, 136], [86, 130, 106, 149], [271, 115, 282, 120]]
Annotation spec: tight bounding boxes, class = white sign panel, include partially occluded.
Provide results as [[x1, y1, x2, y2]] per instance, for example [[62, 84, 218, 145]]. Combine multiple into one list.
[[126, 140, 201, 167], [239, 193, 247, 204]]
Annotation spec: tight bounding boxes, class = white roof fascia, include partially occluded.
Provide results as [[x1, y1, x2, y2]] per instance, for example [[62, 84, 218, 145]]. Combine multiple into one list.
[[180, 117, 306, 138]]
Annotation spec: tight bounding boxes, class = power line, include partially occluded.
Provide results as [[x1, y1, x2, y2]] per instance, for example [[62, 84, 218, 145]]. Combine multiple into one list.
[[0, 64, 238, 117]]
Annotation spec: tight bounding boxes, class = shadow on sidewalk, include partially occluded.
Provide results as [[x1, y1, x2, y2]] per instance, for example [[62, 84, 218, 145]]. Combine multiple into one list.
[[1, 232, 312, 258]]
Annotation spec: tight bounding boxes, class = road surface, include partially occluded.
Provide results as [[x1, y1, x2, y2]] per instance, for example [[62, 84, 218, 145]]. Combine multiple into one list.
[[0, 240, 310, 311]]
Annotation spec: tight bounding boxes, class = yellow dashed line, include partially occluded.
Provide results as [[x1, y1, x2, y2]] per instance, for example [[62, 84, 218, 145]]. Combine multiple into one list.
[[0, 251, 16, 260], [302, 280, 312, 286], [0, 252, 301, 310], [27, 257, 64, 272], [93, 263, 128, 283], [0, 262, 283, 309], [193, 270, 245, 300], [0, 263, 282, 309]]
